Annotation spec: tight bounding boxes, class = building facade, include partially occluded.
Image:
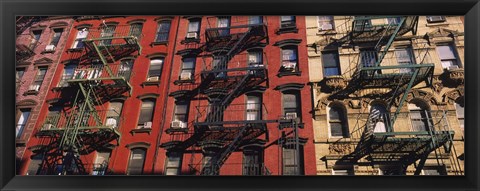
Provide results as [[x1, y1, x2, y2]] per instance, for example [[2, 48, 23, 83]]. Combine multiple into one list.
[[18, 16, 316, 175], [15, 16, 74, 173], [306, 16, 464, 175]]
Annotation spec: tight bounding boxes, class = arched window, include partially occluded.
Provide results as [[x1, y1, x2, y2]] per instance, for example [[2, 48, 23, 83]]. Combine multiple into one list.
[[328, 103, 349, 138], [370, 103, 390, 133], [408, 99, 432, 132]]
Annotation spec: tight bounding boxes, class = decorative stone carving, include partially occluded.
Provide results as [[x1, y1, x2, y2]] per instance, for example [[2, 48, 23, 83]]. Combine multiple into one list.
[[444, 87, 464, 104], [431, 75, 444, 93], [448, 68, 464, 85], [328, 142, 353, 155], [324, 76, 347, 90]]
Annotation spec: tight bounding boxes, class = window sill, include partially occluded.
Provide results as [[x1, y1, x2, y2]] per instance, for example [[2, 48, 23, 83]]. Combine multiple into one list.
[[426, 22, 449, 27], [150, 41, 168, 46], [165, 127, 189, 134], [278, 122, 304, 129], [180, 38, 201, 44], [130, 128, 152, 135], [277, 71, 302, 77], [23, 90, 39, 96], [67, 48, 84, 52], [275, 27, 299, 35], [141, 80, 161, 87], [16, 139, 27, 146], [316, 30, 337, 35], [173, 79, 195, 85]]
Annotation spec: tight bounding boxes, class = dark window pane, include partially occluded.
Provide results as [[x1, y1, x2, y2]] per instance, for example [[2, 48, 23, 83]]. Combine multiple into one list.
[[127, 149, 146, 175], [330, 122, 344, 137], [138, 100, 155, 125]]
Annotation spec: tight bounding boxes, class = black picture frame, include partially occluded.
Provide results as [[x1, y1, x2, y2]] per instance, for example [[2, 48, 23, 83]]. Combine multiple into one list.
[[1, 0, 479, 190]]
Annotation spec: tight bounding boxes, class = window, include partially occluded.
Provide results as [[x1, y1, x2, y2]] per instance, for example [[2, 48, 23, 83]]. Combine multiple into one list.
[[31, 66, 47, 91], [44, 106, 61, 128], [16, 108, 31, 138], [328, 104, 349, 137], [281, 47, 299, 72], [354, 17, 372, 31], [318, 16, 334, 31], [426, 16, 446, 23], [282, 91, 301, 121], [248, 50, 263, 66], [107, 102, 123, 129], [243, 147, 263, 175], [378, 166, 405, 175], [155, 21, 171, 42], [387, 17, 402, 25], [436, 44, 460, 69], [246, 95, 261, 121], [280, 16, 296, 28], [138, 99, 155, 128], [322, 51, 341, 77], [100, 25, 116, 45], [49, 28, 63, 46], [27, 153, 43, 175], [217, 17, 231, 36], [129, 23, 143, 39], [127, 148, 146, 175], [370, 103, 390, 133], [165, 152, 183, 175], [408, 100, 433, 132], [212, 56, 227, 78], [30, 30, 42, 49], [187, 19, 200, 38], [59, 64, 76, 87], [360, 49, 378, 68], [422, 166, 447, 175], [120, 59, 134, 81], [282, 145, 304, 175], [395, 47, 415, 73], [148, 58, 164, 80], [249, 16, 263, 25], [173, 103, 188, 124], [16, 68, 25, 90], [202, 154, 217, 175], [455, 97, 464, 133], [180, 58, 195, 80], [332, 166, 354, 175], [72, 28, 88, 48], [92, 151, 111, 175]]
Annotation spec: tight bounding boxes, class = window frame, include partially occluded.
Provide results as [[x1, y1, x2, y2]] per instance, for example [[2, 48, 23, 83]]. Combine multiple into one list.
[[180, 57, 196, 80], [436, 44, 461, 69], [327, 104, 349, 138], [280, 46, 299, 72], [282, 90, 301, 122], [129, 22, 144, 39], [164, 151, 183, 175], [173, 102, 189, 124], [321, 51, 341, 77], [242, 147, 264, 175], [317, 16, 335, 31], [126, 148, 146, 175], [148, 57, 164, 79], [16, 108, 32, 139], [137, 99, 156, 128], [280, 16, 296, 28], [246, 94, 262, 121], [33, 66, 48, 89], [187, 19, 201, 38], [49, 28, 64, 47], [155, 20, 171, 42], [282, 144, 304, 175], [72, 27, 89, 49]]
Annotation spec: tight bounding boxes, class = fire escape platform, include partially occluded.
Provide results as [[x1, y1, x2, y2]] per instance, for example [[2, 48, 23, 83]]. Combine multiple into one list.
[[346, 16, 418, 44], [205, 24, 268, 51], [357, 64, 434, 88]]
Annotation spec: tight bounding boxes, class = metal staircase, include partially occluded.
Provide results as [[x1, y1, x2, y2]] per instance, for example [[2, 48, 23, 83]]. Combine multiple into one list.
[[35, 24, 140, 175]]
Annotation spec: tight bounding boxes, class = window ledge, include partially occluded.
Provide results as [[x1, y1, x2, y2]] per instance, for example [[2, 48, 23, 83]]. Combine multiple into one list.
[[316, 30, 337, 35], [277, 71, 302, 77], [165, 128, 189, 134], [275, 27, 299, 35], [41, 50, 56, 54], [67, 48, 84, 52], [141, 80, 161, 87], [180, 38, 201, 44], [130, 128, 152, 135], [426, 22, 449, 27], [16, 139, 27, 146], [150, 41, 168, 46], [173, 79, 195, 85], [23, 90, 39, 96]]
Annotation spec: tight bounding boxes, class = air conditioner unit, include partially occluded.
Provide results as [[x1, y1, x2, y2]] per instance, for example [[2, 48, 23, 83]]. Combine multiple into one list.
[[320, 23, 333, 31], [45, 45, 56, 52], [285, 112, 298, 120], [427, 16, 446, 22], [171, 121, 186, 129], [43, 123, 54, 130], [448, 65, 459, 70], [106, 118, 117, 128], [282, 62, 296, 70], [180, 72, 192, 80], [143, 121, 152, 129], [28, 84, 40, 91], [186, 32, 198, 39], [147, 76, 159, 81]]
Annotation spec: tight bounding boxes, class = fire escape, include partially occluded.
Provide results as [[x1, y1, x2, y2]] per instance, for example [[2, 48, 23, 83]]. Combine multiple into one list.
[[332, 16, 455, 174], [35, 25, 141, 175], [175, 17, 273, 175]]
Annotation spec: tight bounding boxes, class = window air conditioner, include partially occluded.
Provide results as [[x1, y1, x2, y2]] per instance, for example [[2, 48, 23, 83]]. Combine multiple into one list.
[[28, 84, 40, 91], [448, 65, 459, 70], [147, 76, 159, 81], [45, 45, 56, 52], [285, 112, 298, 120], [171, 121, 187, 129], [143, 122, 152, 129], [106, 118, 117, 128], [427, 16, 446, 23], [186, 32, 198, 39], [320, 23, 333, 31], [43, 124, 54, 130], [180, 72, 192, 80]]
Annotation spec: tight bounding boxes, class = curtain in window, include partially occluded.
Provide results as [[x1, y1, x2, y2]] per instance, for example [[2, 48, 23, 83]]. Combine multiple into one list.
[[149, 58, 164, 77], [318, 16, 334, 30], [188, 21, 200, 33]]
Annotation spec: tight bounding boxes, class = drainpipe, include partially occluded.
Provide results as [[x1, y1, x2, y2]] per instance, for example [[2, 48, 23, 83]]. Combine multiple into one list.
[[152, 16, 181, 174]]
